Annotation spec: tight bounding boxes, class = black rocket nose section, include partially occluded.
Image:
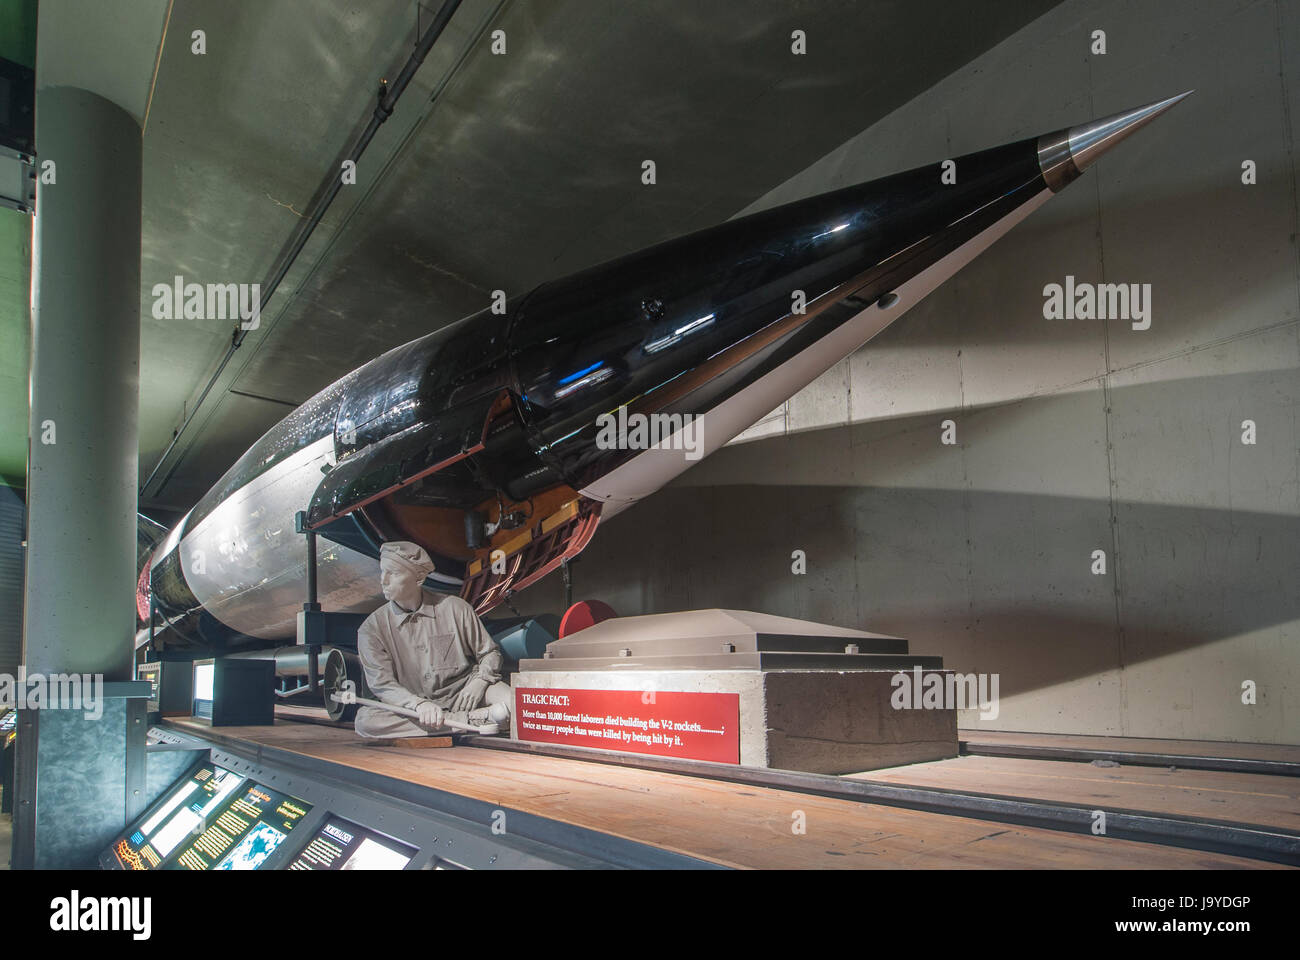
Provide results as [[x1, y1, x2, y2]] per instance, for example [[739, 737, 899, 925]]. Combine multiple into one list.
[[508, 95, 1192, 495], [1036, 91, 1193, 192]]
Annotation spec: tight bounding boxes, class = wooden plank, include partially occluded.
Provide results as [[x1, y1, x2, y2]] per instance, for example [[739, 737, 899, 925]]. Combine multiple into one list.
[[852, 756, 1300, 832], [367, 736, 455, 750], [166, 720, 1288, 870], [959, 729, 1300, 763]]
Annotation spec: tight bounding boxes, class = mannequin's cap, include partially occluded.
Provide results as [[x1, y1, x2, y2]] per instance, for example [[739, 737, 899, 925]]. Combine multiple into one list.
[[379, 541, 436, 579]]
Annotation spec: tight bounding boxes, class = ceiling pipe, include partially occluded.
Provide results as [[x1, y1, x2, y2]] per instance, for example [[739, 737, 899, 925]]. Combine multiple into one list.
[[140, 0, 466, 498]]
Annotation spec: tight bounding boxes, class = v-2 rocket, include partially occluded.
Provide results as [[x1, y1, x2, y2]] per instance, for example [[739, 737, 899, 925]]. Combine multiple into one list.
[[142, 92, 1189, 652]]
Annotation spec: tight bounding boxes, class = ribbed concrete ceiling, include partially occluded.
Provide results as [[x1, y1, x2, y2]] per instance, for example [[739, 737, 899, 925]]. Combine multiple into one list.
[[132, 0, 1061, 518]]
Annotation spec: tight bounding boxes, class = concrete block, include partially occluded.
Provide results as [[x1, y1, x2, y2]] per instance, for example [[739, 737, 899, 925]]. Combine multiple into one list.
[[511, 667, 956, 774]]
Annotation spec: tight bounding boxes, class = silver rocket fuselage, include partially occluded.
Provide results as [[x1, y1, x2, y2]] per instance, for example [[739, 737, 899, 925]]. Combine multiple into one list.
[[144, 96, 1186, 651]]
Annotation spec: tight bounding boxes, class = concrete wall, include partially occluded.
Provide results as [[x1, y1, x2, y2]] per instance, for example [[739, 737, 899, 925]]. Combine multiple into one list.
[[516, 0, 1300, 744]]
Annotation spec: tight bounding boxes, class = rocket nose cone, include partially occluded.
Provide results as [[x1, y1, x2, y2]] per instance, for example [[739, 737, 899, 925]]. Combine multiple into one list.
[[1037, 90, 1192, 192], [1066, 91, 1193, 170]]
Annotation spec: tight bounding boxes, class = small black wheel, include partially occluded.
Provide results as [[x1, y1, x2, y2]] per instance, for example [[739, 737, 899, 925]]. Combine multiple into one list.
[[322, 648, 370, 722]]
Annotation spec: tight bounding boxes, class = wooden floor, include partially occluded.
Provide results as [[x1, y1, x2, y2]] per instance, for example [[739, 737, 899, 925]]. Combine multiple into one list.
[[853, 756, 1300, 831], [958, 729, 1300, 763], [167, 718, 1288, 870]]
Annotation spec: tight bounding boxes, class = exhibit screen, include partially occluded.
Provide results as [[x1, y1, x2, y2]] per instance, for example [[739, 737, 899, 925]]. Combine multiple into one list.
[[168, 780, 312, 870], [192, 661, 214, 717], [286, 816, 416, 870], [192, 663, 214, 701], [136, 661, 161, 705], [101, 762, 246, 870]]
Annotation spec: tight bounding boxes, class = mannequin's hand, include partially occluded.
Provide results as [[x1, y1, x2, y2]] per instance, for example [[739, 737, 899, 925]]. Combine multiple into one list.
[[415, 700, 443, 727], [450, 677, 489, 713]]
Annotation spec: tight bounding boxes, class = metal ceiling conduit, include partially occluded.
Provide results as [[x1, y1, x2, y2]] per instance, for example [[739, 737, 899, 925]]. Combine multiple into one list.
[[140, 0, 466, 498]]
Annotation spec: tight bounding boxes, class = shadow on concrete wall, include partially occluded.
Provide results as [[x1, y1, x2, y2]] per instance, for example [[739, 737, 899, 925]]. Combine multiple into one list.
[[534, 484, 1298, 688], [509, 365, 1298, 740]]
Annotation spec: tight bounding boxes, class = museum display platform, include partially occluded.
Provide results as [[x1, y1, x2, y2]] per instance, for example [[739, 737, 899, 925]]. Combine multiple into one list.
[[512, 609, 958, 774], [143, 712, 1299, 870]]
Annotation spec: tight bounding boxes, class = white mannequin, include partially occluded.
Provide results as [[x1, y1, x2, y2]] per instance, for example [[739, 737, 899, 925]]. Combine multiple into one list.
[[353, 542, 512, 739]]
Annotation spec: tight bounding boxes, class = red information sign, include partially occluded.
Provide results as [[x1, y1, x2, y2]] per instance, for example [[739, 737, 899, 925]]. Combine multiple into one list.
[[515, 687, 740, 764]]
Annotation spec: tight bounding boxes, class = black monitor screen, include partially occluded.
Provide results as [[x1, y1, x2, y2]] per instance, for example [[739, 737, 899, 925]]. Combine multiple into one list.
[[286, 816, 416, 870]]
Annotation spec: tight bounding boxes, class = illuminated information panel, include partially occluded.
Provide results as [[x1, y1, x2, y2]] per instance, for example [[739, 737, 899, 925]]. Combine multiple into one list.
[[101, 762, 311, 870], [286, 816, 416, 870], [169, 781, 312, 870], [136, 662, 161, 704]]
